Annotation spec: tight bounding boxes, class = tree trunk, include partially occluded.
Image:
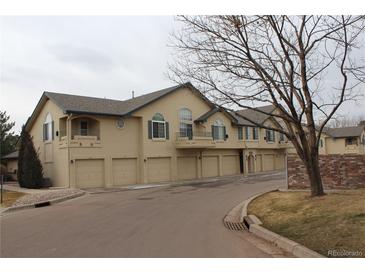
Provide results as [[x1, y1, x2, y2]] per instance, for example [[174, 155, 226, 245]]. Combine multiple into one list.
[[305, 152, 325, 196]]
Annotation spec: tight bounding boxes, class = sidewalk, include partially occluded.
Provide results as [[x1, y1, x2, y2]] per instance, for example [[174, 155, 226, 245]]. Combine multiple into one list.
[[1, 183, 85, 213]]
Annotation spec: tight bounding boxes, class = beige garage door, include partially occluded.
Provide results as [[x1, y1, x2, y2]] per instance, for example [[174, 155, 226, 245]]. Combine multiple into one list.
[[222, 155, 240, 175], [275, 154, 285, 170], [76, 159, 104, 188], [147, 157, 171, 183], [112, 158, 137, 186], [177, 156, 197, 180], [256, 154, 262, 172], [263, 154, 274, 171], [202, 156, 219, 178]]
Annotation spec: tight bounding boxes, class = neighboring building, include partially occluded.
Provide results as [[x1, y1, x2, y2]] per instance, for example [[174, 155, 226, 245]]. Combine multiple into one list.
[[25, 82, 289, 188], [319, 123, 365, 155], [2, 151, 19, 180]]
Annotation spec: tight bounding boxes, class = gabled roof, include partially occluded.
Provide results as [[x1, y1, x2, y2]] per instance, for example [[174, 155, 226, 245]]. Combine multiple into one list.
[[26, 82, 216, 130], [194, 107, 238, 124], [44, 82, 199, 117], [234, 105, 276, 126], [325, 126, 364, 138], [2, 151, 19, 160]]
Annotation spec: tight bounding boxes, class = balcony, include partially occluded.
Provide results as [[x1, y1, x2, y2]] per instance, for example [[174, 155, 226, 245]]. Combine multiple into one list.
[[174, 131, 216, 148], [58, 117, 101, 148]]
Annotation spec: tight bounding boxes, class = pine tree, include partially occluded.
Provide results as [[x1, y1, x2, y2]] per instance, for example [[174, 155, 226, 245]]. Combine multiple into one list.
[[18, 126, 43, 188]]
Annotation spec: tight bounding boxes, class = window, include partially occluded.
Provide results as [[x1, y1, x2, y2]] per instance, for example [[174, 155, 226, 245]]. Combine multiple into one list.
[[212, 120, 226, 140], [179, 108, 193, 139], [238, 127, 243, 140], [43, 113, 53, 141], [279, 132, 285, 142], [80, 121, 88, 136], [245, 127, 250, 140], [252, 127, 259, 140], [152, 113, 166, 139], [266, 129, 275, 142], [345, 137, 358, 146]]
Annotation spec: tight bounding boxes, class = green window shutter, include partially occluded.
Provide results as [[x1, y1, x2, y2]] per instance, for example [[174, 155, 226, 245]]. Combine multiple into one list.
[[165, 122, 169, 139], [238, 127, 243, 140], [273, 131, 276, 142], [43, 124, 46, 141], [245, 127, 249, 140], [211, 125, 216, 140], [51, 121, 54, 140], [148, 120, 152, 139], [223, 126, 227, 140]]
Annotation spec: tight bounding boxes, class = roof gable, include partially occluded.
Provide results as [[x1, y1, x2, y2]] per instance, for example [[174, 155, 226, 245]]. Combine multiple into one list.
[[234, 105, 276, 126], [26, 82, 217, 130]]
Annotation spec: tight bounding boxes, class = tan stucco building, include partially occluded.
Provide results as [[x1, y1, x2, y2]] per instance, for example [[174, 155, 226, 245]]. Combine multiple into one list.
[[318, 124, 365, 155], [24, 82, 364, 188], [25, 83, 291, 188]]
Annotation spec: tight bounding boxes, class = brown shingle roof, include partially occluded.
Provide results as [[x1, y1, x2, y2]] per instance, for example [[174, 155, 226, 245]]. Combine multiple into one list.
[[45, 83, 191, 117]]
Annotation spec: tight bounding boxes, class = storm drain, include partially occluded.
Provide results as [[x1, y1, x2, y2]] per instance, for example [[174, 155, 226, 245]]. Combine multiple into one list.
[[224, 221, 247, 231]]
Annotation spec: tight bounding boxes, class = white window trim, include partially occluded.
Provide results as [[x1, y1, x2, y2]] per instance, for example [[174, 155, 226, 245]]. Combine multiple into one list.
[[152, 120, 166, 140], [44, 113, 53, 141]]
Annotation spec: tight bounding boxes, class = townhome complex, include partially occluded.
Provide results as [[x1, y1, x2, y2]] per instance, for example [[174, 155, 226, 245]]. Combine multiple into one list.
[[24, 82, 291, 188], [20, 82, 365, 189]]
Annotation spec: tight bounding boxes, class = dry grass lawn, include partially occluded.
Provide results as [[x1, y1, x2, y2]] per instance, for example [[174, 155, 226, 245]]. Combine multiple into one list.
[[0, 190, 27, 208], [248, 189, 365, 257]]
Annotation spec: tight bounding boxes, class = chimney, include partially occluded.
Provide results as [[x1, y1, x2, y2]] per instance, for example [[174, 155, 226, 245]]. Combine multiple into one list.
[[132, 91, 135, 99]]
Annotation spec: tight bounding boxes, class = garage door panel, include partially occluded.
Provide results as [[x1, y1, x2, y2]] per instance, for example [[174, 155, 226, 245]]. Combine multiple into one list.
[[256, 155, 262, 172], [263, 154, 274, 171], [112, 158, 137, 186], [177, 156, 197, 180], [275, 154, 285, 170], [202, 156, 219, 178], [76, 159, 104, 188], [222, 155, 240, 175], [148, 157, 171, 183]]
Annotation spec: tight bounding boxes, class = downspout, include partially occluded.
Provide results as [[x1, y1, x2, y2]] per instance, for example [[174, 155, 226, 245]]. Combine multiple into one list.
[[67, 113, 73, 188]]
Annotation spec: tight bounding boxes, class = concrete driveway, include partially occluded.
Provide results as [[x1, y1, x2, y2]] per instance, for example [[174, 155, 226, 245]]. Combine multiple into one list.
[[1, 171, 287, 258]]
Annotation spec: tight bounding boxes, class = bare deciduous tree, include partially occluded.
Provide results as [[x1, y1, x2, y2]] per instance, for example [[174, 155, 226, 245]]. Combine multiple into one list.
[[169, 15, 365, 196]]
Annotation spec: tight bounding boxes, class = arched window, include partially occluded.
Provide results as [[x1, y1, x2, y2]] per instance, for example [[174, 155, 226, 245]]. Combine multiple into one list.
[[212, 119, 226, 140], [151, 113, 166, 139], [43, 113, 54, 141], [179, 108, 193, 139]]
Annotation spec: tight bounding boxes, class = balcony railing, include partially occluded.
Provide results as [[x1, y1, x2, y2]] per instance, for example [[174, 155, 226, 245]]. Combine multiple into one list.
[[58, 129, 100, 140], [175, 131, 212, 140], [175, 131, 215, 148]]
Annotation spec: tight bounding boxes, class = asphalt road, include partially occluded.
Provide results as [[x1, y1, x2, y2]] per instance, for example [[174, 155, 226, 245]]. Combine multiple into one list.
[[1, 171, 287, 257]]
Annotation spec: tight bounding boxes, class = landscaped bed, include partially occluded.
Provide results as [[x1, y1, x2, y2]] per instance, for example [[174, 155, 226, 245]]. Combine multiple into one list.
[[0, 190, 28, 208], [248, 189, 365, 257]]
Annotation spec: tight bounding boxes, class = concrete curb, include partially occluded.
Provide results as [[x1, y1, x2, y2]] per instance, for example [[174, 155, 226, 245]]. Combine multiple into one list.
[[240, 189, 278, 222], [1, 191, 86, 214], [240, 190, 325, 258]]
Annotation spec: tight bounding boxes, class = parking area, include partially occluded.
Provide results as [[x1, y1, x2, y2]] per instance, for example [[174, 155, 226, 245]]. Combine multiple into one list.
[[1, 171, 287, 258]]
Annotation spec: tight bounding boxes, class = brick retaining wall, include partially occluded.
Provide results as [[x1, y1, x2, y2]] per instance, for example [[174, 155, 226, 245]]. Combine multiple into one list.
[[287, 154, 365, 189]]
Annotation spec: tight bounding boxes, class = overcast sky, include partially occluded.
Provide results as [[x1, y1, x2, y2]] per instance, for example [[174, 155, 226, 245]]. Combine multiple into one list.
[[1, 16, 364, 134]]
